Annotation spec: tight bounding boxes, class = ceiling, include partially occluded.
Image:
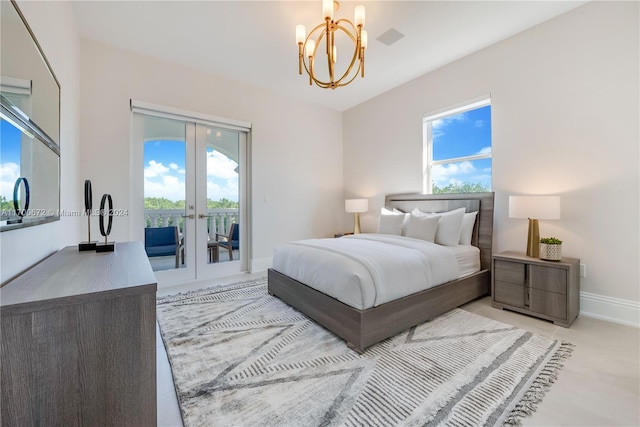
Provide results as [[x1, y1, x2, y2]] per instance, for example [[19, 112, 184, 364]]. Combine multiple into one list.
[[71, 1, 588, 112]]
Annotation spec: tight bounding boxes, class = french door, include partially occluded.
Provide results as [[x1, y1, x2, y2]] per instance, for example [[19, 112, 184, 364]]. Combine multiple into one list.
[[131, 103, 250, 287]]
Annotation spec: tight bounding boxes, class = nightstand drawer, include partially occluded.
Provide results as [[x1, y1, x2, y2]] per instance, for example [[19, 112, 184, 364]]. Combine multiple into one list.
[[530, 265, 567, 294], [530, 289, 567, 319], [494, 259, 526, 285], [494, 281, 525, 308]]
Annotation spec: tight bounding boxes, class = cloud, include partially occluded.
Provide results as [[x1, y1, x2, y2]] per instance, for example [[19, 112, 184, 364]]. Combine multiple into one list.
[[431, 112, 467, 138], [143, 153, 239, 202], [0, 162, 20, 199], [205, 151, 239, 201], [144, 174, 185, 202], [207, 150, 238, 180], [431, 160, 492, 189], [144, 160, 169, 178], [476, 146, 492, 155], [474, 120, 484, 127]]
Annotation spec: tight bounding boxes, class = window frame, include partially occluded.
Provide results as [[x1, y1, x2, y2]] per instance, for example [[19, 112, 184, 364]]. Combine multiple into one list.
[[422, 97, 492, 194]]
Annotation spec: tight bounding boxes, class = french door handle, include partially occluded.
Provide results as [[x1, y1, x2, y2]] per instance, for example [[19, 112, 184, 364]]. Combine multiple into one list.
[[198, 214, 213, 219], [182, 214, 195, 219]]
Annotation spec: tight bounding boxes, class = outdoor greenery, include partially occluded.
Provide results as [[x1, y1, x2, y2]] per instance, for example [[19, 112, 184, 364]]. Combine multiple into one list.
[[144, 197, 238, 229], [144, 197, 238, 210], [0, 195, 13, 212], [432, 182, 491, 194]]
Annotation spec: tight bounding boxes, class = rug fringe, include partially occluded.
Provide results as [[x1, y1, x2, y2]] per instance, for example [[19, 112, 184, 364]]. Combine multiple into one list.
[[156, 276, 267, 304], [502, 341, 575, 426]]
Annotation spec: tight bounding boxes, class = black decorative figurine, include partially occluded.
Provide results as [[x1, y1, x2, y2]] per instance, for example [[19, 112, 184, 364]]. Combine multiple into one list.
[[79, 180, 97, 251], [8, 177, 29, 225], [95, 193, 115, 252]]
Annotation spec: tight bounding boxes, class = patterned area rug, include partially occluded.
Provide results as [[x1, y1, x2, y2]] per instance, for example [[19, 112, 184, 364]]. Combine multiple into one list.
[[157, 277, 573, 427]]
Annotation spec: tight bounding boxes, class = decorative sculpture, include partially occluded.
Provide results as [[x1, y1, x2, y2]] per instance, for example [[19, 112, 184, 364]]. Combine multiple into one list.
[[95, 193, 115, 252], [8, 177, 29, 224], [79, 180, 98, 250]]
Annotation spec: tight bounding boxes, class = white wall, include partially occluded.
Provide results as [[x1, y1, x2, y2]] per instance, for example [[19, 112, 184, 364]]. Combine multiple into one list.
[[1, 1, 81, 284], [343, 2, 639, 305], [79, 39, 343, 268]]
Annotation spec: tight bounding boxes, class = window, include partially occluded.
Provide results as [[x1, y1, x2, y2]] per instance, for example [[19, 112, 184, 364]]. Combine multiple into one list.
[[423, 98, 492, 194]]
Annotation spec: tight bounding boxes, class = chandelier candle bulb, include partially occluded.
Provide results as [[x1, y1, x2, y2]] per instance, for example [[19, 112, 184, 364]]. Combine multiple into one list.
[[306, 39, 315, 58], [355, 5, 365, 27], [323, 0, 333, 21], [296, 25, 305, 45]]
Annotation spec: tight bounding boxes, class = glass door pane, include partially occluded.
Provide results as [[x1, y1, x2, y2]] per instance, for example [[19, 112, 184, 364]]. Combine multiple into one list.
[[142, 116, 187, 273], [205, 127, 239, 264], [195, 124, 245, 278]]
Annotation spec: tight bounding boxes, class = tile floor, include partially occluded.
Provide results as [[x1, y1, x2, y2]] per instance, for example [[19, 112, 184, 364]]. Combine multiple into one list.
[[156, 273, 640, 426]]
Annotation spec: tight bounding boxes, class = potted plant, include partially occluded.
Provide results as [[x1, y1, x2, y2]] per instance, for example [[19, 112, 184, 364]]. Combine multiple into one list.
[[540, 237, 562, 261]]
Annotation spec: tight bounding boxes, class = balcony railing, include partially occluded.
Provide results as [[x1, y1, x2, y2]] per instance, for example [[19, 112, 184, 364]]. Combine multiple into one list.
[[144, 208, 238, 241]]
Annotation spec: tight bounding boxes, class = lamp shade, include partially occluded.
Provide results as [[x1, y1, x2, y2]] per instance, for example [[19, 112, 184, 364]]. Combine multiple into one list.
[[345, 198, 368, 213], [509, 196, 561, 220]]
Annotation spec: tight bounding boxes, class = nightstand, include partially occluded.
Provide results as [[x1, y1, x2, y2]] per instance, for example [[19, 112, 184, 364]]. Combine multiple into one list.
[[492, 251, 580, 327]]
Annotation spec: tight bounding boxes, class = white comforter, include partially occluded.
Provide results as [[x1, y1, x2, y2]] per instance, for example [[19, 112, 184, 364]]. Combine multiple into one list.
[[272, 234, 460, 310]]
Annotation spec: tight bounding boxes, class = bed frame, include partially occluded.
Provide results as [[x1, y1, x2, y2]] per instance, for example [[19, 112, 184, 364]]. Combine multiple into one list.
[[268, 192, 494, 353]]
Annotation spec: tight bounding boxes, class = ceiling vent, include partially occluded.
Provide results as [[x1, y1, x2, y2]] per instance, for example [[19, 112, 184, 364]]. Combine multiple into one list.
[[376, 28, 404, 46]]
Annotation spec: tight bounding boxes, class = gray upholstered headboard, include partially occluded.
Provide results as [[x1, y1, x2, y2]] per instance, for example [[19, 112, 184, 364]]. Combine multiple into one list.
[[385, 192, 495, 270]]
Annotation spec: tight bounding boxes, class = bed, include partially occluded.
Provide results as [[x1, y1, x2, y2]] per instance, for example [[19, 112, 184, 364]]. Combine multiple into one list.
[[268, 192, 494, 352]]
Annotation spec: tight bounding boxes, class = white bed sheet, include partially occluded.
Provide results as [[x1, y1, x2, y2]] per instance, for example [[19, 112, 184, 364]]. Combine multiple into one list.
[[449, 244, 481, 278], [272, 234, 480, 310]]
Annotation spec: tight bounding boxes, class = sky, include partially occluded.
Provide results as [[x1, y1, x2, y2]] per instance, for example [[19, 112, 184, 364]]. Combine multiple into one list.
[[430, 105, 492, 189], [0, 119, 22, 200], [143, 140, 239, 202]]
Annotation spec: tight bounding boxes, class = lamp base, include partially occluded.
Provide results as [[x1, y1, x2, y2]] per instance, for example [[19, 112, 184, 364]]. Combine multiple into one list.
[[353, 212, 361, 234], [526, 218, 540, 258]]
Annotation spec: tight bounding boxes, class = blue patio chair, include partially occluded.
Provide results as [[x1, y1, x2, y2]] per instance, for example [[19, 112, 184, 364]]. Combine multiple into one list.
[[144, 226, 180, 268], [217, 223, 239, 261]]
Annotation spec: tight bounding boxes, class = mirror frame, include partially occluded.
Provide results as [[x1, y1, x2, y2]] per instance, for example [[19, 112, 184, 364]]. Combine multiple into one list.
[[1, 0, 61, 232]]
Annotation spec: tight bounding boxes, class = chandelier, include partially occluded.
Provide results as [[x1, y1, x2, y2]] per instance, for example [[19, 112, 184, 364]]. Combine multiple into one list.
[[296, 0, 367, 89]]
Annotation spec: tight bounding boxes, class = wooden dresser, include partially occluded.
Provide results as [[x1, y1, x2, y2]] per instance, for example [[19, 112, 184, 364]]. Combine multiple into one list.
[[1, 241, 157, 426]]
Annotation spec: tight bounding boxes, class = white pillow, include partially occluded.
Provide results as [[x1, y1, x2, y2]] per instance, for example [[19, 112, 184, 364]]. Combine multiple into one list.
[[459, 211, 478, 245], [412, 207, 466, 246], [377, 208, 405, 235], [405, 214, 439, 242], [434, 208, 466, 246], [393, 208, 410, 235]]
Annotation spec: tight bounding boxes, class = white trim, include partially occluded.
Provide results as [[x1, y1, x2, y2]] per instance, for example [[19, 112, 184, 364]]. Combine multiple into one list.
[[0, 76, 31, 94], [130, 99, 251, 132], [580, 291, 640, 328], [250, 257, 272, 273], [422, 94, 491, 122]]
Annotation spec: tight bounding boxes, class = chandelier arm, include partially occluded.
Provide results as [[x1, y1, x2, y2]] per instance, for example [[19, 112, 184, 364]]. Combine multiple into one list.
[[330, 23, 360, 86], [299, 15, 365, 89], [334, 60, 363, 88], [328, 24, 334, 83]]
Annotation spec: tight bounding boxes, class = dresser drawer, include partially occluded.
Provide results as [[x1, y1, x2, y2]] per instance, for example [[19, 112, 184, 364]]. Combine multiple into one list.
[[530, 265, 567, 294], [530, 288, 567, 319], [494, 281, 526, 308], [494, 260, 526, 285]]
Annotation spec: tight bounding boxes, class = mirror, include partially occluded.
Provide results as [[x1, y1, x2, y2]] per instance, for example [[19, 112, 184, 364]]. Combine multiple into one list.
[[0, 0, 61, 231]]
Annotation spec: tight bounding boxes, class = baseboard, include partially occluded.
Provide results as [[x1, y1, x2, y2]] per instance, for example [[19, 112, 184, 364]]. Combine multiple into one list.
[[580, 291, 639, 328], [250, 257, 272, 273]]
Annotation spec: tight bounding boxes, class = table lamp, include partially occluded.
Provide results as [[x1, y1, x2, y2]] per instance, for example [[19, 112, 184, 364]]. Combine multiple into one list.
[[509, 196, 561, 258], [345, 199, 368, 234]]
